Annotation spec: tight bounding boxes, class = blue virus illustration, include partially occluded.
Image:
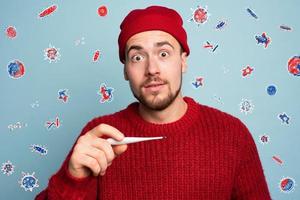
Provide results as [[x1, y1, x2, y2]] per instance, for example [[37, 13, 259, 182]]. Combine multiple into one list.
[[246, 8, 258, 19], [216, 20, 226, 30], [278, 113, 290, 125], [267, 85, 277, 96], [19, 172, 39, 192], [30, 144, 48, 156]]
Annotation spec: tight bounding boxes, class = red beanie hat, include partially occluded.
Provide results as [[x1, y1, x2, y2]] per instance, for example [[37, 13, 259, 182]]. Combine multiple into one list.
[[118, 5, 190, 63]]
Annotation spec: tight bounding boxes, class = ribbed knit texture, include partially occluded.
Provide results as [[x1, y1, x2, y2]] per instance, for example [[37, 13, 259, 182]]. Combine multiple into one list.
[[36, 97, 271, 200]]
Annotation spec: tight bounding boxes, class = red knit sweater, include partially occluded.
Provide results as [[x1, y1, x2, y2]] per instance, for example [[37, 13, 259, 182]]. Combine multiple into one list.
[[36, 97, 271, 200]]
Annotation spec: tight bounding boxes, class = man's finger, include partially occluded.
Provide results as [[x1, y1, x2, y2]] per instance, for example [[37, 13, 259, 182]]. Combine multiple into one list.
[[75, 146, 108, 176], [90, 139, 115, 164], [89, 123, 124, 141], [112, 144, 128, 156], [76, 154, 101, 177]]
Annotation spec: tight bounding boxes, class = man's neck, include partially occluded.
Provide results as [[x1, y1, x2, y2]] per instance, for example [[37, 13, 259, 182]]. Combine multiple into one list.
[[138, 94, 187, 124]]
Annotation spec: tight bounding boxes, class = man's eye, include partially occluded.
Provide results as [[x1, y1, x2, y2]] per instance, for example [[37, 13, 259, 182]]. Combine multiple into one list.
[[131, 55, 144, 62], [160, 51, 169, 58]]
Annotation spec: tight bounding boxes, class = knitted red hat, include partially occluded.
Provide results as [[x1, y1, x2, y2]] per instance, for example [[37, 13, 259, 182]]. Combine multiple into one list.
[[118, 5, 190, 63]]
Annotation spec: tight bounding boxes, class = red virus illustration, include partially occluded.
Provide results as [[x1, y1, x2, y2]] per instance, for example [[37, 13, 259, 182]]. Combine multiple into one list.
[[241, 65, 254, 77], [44, 44, 61, 63], [189, 5, 210, 25], [93, 50, 101, 62], [272, 156, 283, 165], [39, 5, 57, 18], [6, 26, 17, 39], [287, 56, 300, 76], [98, 6, 108, 17]]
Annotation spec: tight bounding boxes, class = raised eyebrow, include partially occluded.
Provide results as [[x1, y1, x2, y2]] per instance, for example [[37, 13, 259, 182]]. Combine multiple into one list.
[[155, 41, 174, 49], [126, 45, 143, 57]]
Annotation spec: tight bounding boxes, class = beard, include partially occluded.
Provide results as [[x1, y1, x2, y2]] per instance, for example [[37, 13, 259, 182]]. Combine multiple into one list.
[[130, 76, 182, 111]]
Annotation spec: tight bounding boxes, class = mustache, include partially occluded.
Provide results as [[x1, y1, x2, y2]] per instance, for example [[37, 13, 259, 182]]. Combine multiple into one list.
[[142, 76, 168, 87]]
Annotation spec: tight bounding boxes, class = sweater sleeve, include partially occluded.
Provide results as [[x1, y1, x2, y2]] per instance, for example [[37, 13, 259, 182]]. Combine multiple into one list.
[[231, 121, 271, 200], [35, 120, 99, 200]]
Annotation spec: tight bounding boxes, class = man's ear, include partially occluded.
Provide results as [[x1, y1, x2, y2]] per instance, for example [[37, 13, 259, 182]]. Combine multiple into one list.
[[181, 52, 188, 73], [123, 66, 129, 81]]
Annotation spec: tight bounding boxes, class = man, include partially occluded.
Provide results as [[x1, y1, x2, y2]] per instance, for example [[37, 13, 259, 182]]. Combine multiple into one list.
[[36, 5, 271, 200]]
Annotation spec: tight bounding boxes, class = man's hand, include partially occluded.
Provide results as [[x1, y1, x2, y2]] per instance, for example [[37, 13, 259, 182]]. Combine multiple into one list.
[[68, 123, 128, 178]]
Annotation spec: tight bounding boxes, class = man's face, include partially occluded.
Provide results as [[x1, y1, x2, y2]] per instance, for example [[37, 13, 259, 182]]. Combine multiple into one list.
[[124, 30, 187, 110]]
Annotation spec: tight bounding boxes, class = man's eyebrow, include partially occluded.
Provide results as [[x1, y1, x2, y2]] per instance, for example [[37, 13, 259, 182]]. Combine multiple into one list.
[[126, 45, 143, 56], [126, 41, 175, 58], [155, 41, 174, 49]]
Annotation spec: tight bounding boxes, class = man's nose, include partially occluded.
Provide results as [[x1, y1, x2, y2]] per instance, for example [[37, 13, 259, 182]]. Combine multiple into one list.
[[145, 56, 160, 76]]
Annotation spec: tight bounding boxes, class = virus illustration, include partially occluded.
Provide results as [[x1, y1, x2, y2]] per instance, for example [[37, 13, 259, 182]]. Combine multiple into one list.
[[191, 77, 204, 88], [189, 5, 210, 25], [241, 65, 254, 77], [267, 85, 277, 96], [278, 113, 290, 125], [287, 56, 300, 76], [44, 44, 61, 63], [30, 100, 40, 108], [6, 26, 17, 39], [279, 25, 292, 31], [279, 177, 296, 193], [98, 5, 108, 17], [215, 20, 227, 30], [30, 144, 48, 156], [75, 37, 85, 46], [39, 4, 57, 18], [93, 50, 101, 62], [272, 155, 283, 165], [8, 122, 27, 131], [98, 83, 114, 103], [203, 41, 218, 52], [246, 8, 258, 19], [58, 89, 70, 103], [7, 60, 25, 79], [19, 172, 39, 192], [255, 32, 271, 48], [45, 116, 61, 130], [239, 99, 254, 115], [259, 135, 270, 145], [1, 161, 15, 176]]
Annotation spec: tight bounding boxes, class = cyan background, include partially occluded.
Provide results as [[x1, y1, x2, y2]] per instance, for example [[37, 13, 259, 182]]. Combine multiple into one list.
[[1, 0, 299, 199]]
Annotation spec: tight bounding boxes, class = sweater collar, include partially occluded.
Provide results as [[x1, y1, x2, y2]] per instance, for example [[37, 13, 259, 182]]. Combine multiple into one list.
[[126, 97, 200, 135]]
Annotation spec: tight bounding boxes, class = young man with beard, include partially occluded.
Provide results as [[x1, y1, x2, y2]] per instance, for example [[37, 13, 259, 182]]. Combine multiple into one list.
[[36, 5, 271, 200]]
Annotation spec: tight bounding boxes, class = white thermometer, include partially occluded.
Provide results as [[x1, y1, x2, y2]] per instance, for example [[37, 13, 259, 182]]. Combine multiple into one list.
[[107, 136, 166, 145]]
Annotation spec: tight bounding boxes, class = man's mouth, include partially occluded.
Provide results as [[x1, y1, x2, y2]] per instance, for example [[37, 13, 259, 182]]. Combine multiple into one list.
[[143, 82, 166, 92], [144, 82, 165, 88]]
